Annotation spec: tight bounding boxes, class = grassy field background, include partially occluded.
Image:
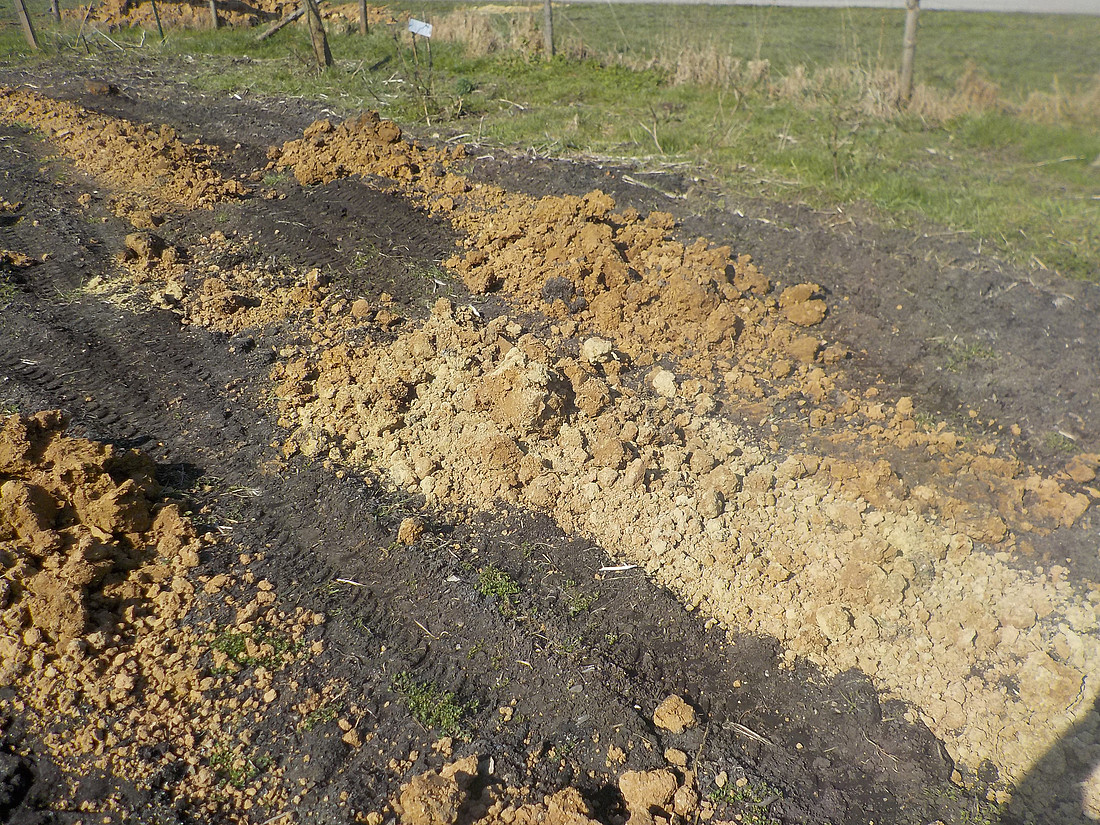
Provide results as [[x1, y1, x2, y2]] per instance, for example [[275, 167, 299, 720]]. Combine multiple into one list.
[[2, 0, 1097, 279]]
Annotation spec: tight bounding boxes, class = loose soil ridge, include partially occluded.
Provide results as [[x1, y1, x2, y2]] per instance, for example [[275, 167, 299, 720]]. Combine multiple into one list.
[[1, 67, 1098, 824], [265, 108, 1100, 795]]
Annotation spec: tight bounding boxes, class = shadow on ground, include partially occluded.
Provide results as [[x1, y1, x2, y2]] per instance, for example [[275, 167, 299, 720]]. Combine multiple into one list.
[[1002, 689, 1100, 824]]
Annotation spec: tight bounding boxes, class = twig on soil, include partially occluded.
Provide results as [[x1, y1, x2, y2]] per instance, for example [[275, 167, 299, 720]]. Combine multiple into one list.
[[691, 721, 710, 777], [226, 486, 262, 498], [1033, 155, 1083, 167], [864, 735, 900, 772], [334, 577, 366, 587], [91, 27, 125, 51], [598, 563, 637, 572], [621, 175, 685, 200], [727, 721, 773, 747], [413, 619, 444, 640]]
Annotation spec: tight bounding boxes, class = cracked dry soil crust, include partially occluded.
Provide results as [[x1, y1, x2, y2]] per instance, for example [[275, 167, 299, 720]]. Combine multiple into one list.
[[1, 55, 1100, 825]]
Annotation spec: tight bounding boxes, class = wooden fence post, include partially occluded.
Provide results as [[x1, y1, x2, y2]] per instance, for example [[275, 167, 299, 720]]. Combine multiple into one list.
[[14, 0, 39, 49], [303, 0, 333, 69], [359, 0, 368, 35], [208, 0, 219, 29], [542, 0, 553, 57], [51, 0, 61, 24], [899, 0, 919, 105]]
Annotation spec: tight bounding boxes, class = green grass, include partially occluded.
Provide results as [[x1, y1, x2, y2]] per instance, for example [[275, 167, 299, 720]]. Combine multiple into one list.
[[1, 4, 1097, 278], [549, 4, 1099, 96], [940, 339, 998, 372]]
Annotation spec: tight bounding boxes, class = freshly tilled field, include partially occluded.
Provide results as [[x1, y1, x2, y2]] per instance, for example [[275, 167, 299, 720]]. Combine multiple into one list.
[[1, 60, 1098, 825]]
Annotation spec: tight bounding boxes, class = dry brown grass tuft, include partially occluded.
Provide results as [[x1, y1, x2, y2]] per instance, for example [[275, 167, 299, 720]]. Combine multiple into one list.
[[617, 38, 771, 90], [671, 45, 742, 88], [432, 8, 541, 57], [746, 58, 771, 86], [773, 63, 810, 99], [1019, 74, 1100, 127], [953, 62, 1001, 111]]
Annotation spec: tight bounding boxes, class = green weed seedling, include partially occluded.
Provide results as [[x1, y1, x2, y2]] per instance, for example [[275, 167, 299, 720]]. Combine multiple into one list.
[[1042, 431, 1079, 455], [208, 624, 302, 673], [476, 563, 521, 615], [943, 340, 997, 372], [261, 171, 292, 187], [299, 702, 341, 732], [562, 579, 599, 617], [708, 776, 783, 814], [208, 741, 273, 789], [392, 672, 477, 738]]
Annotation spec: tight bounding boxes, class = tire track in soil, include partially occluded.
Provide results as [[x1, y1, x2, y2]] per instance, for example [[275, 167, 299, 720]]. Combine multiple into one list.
[[194, 178, 460, 307], [0, 68, 994, 824]]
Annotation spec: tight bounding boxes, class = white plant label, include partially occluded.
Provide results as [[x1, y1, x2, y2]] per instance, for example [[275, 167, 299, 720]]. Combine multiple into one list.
[[408, 18, 433, 37]]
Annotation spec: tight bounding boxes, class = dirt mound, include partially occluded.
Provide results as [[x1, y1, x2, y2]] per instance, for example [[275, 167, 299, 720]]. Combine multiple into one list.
[[270, 112, 458, 186], [321, 3, 397, 33], [0, 87, 247, 224], [0, 411, 331, 821], [65, 0, 284, 30], [269, 113, 1090, 541], [263, 296, 1099, 792], [97, 228, 330, 334]]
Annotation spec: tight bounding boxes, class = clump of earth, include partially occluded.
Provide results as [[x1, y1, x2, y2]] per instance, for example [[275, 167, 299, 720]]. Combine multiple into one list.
[[388, 753, 704, 825], [0, 411, 330, 821]]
